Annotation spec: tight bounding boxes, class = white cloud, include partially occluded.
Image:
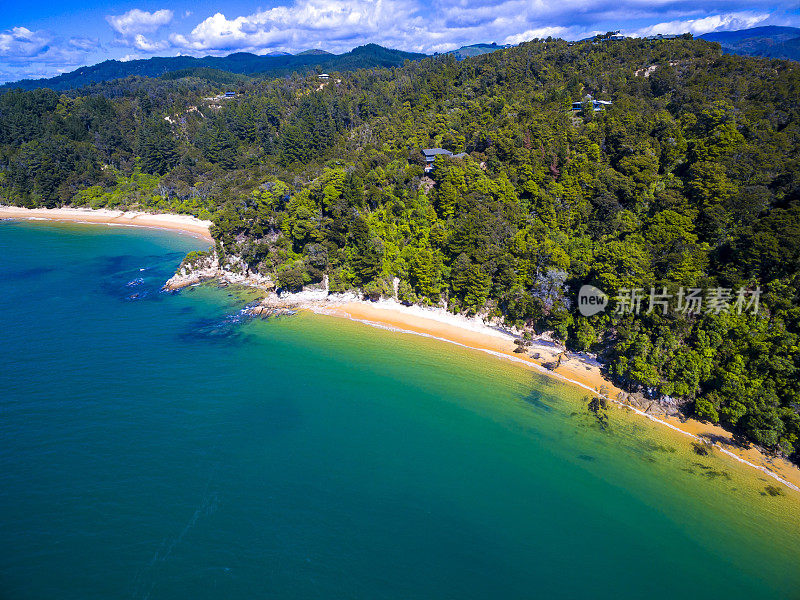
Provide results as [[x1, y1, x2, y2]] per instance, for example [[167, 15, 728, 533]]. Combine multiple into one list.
[[504, 27, 569, 45], [106, 9, 174, 38], [632, 11, 771, 37], [0, 26, 95, 66], [68, 36, 100, 51], [170, 0, 423, 53], [105, 9, 174, 56], [168, 0, 779, 56], [132, 34, 169, 52], [0, 26, 99, 82], [0, 27, 51, 59]]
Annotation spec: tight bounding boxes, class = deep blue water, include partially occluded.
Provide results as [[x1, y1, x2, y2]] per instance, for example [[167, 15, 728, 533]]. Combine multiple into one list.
[[2, 220, 800, 600]]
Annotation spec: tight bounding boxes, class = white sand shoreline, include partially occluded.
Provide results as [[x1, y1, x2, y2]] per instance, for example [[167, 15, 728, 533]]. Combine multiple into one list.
[[267, 293, 800, 493], [0, 205, 214, 243], [2, 209, 797, 493]]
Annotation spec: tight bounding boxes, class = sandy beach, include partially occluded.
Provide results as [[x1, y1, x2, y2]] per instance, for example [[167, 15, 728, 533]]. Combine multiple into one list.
[[2, 206, 798, 492], [0, 206, 214, 243], [295, 296, 800, 493]]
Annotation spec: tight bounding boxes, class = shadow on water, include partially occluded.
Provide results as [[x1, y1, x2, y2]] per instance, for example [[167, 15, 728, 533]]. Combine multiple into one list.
[[2, 265, 57, 280], [179, 314, 256, 345], [522, 390, 553, 412], [96, 252, 185, 303], [95, 250, 281, 346], [177, 301, 273, 346], [95, 251, 186, 276]]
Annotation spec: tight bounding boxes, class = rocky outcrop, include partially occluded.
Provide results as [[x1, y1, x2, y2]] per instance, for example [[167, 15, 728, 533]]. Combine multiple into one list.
[[245, 304, 297, 318], [616, 391, 688, 419], [163, 250, 221, 290], [163, 250, 274, 291]]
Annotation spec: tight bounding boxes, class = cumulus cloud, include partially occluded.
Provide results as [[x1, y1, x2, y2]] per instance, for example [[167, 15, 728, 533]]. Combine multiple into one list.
[[0, 27, 51, 60], [0, 26, 100, 82], [633, 11, 771, 37], [504, 27, 569, 45], [165, 0, 789, 56], [165, 0, 610, 55], [105, 8, 174, 55], [131, 34, 169, 52], [0, 27, 97, 65], [106, 9, 174, 37], [169, 0, 422, 53]]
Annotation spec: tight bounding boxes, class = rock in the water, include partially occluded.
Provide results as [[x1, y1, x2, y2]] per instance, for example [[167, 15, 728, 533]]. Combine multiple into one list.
[[163, 250, 274, 291]]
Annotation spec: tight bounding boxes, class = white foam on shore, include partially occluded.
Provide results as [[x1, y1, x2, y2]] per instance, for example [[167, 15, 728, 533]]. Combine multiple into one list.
[[352, 297, 512, 340], [313, 304, 800, 493]]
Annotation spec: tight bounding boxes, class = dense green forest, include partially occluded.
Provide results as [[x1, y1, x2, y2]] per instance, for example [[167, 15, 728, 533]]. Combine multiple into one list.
[[2, 35, 799, 460]]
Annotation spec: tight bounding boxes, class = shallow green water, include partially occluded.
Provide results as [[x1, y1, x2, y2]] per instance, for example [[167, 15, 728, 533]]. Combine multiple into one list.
[[1, 220, 799, 600]]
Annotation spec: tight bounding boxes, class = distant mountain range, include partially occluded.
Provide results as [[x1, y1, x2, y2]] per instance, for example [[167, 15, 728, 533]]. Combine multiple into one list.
[[18, 27, 799, 94], [0, 44, 426, 92], [699, 26, 800, 61], [444, 43, 511, 60]]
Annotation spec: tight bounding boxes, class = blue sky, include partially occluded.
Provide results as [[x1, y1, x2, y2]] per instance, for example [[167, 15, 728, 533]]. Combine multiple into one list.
[[1, 0, 799, 83]]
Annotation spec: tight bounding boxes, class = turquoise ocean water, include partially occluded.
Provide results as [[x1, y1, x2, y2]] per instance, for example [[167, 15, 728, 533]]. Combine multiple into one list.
[[1, 220, 800, 600]]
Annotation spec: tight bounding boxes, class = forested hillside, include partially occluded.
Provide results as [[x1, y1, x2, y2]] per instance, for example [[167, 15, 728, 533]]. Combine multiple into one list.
[[2, 35, 799, 459]]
